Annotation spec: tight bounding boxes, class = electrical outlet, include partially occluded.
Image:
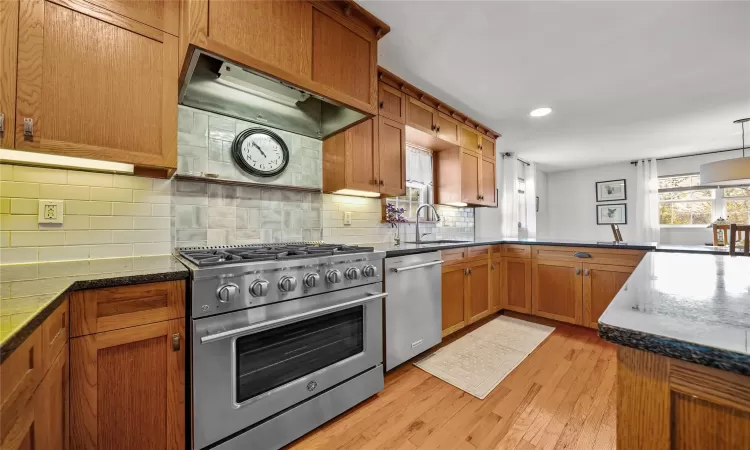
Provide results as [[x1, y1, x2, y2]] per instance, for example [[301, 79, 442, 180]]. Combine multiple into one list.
[[38, 200, 64, 224], [344, 211, 352, 226]]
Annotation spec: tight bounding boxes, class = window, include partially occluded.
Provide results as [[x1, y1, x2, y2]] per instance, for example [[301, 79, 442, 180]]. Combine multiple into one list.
[[518, 161, 527, 229], [389, 146, 434, 221], [392, 184, 431, 220], [658, 174, 750, 226]]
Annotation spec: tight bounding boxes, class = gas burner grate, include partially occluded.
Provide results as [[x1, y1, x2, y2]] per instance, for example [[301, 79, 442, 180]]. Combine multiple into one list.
[[177, 242, 375, 267]]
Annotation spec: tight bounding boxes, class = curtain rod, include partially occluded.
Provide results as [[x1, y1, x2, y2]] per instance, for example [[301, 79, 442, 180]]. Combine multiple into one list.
[[502, 152, 531, 166], [630, 147, 745, 166]]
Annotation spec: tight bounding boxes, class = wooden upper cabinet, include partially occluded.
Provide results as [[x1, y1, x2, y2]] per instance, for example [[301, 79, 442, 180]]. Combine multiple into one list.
[[502, 257, 531, 313], [582, 263, 633, 328], [460, 150, 480, 204], [0, 0, 19, 149], [378, 82, 405, 123], [460, 125, 480, 152], [480, 157, 496, 206], [532, 259, 583, 325], [436, 112, 460, 145], [481, 134, 495, 159], [15, 0, 178, 170], [378, 116, 406, 197], [71, 319, 185, 450], [467, 260, 491, 325], [84, 0, 179, 35], [406, 97, 437, 135], [441, 263, 467, 337]]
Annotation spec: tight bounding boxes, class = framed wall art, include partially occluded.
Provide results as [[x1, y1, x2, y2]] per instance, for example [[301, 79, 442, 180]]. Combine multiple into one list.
[[595, 179, 626, 202], [597, 203, 627, 225]]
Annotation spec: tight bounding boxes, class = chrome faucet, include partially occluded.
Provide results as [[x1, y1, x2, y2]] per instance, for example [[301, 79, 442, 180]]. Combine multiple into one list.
[[415, 204, 441, 244]]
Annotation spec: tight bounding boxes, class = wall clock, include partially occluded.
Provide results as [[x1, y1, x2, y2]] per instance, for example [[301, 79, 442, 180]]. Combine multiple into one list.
[[231, 128, 289, 177]]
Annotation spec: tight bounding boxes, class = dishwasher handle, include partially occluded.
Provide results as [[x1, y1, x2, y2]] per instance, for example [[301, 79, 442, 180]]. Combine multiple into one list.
[[391, 260, 445, 273]]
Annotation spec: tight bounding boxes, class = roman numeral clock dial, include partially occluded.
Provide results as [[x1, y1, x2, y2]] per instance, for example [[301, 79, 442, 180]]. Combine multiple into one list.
[[231, 128, 290, 177]]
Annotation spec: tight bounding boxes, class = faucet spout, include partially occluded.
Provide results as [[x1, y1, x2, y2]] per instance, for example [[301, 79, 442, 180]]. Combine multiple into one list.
[[415, 204, 441, 244]]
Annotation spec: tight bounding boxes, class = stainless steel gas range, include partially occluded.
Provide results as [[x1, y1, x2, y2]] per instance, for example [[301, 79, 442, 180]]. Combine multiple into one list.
[[177, 243, 386, 450]]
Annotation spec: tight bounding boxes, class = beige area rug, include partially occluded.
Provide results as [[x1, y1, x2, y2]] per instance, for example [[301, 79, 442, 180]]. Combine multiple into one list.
[[414, 316, 554, 399]]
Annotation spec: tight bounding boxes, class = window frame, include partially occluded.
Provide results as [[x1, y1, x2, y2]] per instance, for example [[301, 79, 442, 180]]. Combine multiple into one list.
[[658, 173, 750, 227]]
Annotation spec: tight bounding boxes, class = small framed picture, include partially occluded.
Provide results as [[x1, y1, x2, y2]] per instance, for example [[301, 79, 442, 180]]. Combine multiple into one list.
[[597, 203, 627, 225], [596, 179, 626, 202]]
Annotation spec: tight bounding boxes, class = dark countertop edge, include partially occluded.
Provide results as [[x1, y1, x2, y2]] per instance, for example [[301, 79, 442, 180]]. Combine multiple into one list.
[[598, 322, 749, 376], [0, 267, 189, 364], [384, 239, 657, 257], [653, 247, 743, 256]]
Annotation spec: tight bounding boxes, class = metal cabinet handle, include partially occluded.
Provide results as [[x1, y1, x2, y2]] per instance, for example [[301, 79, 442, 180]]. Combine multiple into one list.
[[172, 333, 181, 352], [468, 268, 473, 275], [0, 112, 4, 135], [392, 260, 444, 273], [575, 268, 581, 275], [379, 180, 384, 186], [584, 269, 590, 276], [379, 101, 384, 109], [491, 263, 495, 270], [573, 252, 592, 258], [23, 118, 33, 138], [201, 293, 387, 344]]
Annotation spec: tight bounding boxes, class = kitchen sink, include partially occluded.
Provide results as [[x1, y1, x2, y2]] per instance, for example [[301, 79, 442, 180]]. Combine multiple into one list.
[[404, 240, 471, 244]]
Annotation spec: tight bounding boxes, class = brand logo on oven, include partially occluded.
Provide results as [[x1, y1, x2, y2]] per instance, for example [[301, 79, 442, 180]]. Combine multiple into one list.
[[307, 381, 318, 392]]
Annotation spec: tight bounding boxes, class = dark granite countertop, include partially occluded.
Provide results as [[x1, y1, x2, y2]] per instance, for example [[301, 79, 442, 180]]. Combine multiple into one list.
[[655, 243, 746, 255], [0, 256, 189, 363], [599, 252, 750, 375]]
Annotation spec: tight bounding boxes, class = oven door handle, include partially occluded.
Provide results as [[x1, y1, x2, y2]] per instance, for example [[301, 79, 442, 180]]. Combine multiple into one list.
[[391, 260, 444, 273], [199, 292, 388, 344]]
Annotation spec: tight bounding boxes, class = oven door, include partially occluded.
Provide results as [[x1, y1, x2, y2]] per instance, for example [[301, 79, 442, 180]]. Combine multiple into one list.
[[192, 284, 384, 449]]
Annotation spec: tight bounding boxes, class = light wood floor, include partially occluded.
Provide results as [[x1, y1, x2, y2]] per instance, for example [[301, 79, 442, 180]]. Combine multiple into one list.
[[285, 313, 617, 450]]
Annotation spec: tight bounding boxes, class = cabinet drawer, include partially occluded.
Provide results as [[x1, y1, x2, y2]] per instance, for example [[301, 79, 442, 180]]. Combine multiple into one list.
[[441, 247, 468, 265], [532, 246, 646, 267], [41, 298, 68, 374], [70, 280, 185, 337], [0, 328, 43, 443], [467, 245, 490, 261], [502, 244, 531, 259]]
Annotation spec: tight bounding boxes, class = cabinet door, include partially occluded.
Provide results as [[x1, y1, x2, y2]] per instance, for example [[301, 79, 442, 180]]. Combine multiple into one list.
[[501, 257, 531, 313], [467, 261, 491, 324], [490, 259, 502, 313], [378, 82, 406, 123], [460, 125, 480, 151], [377, 116, 406, 197], [0, 329, 43, 449], [406, 97, 436, 135], [480, 134, 495, 159], [311, 7, 377, 111], [70, 319, 185, 450], [480, 157, 496, 206], [1, 396, 37, 450], [347, 118, 378, 192], [441, 263, 467, 337], [582, 263, 633, 328], [16, 0, 178, 169], [460, 150, 480, 204], [532, 259, 583, 324], [0, 0, 18, 149], [436, 112, 460, 145], [35, 343, 69, 450], [83, 0, 179, 35]]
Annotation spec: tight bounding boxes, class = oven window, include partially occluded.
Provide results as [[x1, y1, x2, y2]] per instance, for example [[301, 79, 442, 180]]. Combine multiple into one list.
[[235, 306, 364, 403]]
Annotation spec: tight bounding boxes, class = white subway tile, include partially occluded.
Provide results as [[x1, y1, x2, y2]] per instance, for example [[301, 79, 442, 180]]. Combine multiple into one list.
[[1, 181, 39, 198], [66, 230, 111, 245], [66, 170, 113, 187], [90, 216, 133, 230], [13, 166, 67, 184], [11, 231, 65, 247], [38, 245, 90, 262], [151, 204, 170, 216], [39, 184, 90, 200], [112, 174, 153, 190], [132, 190, 171, 204], [133, 217, 170, 230], [10, 199, 38, 215], [0, 247, 38, 264], [112, 230, 170, 244], [89, 244, 133, 259], [0, 264, 39, 282], [0, 199, 9, 214], [90, 187, 132, 202], [112, 202, 151, 216], [0, 232, 8, 247], [133, 242, 172, 256], [10, 278, 71, 298], [65, 200, 112, 216], [61, 215, 89, 230], [0, 164, 12, 180], [0, 215, 38, 231], [38, 260, 90, 278]]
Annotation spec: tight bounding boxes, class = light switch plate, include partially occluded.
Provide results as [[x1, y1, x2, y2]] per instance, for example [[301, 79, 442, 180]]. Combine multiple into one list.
[[38, 200, 64, 224], [344, 211, 352, 226]]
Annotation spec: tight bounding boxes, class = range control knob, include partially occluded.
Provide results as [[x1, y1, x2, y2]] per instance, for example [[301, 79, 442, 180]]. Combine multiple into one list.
[[278, 276, 298, 292], [362, 265, 378, 278], [216, 283, 239, 303], [249, 279, 269, 297], [345, 267, 361, 280], [326, 269, 342, 284], [303, 273, 321, 288]]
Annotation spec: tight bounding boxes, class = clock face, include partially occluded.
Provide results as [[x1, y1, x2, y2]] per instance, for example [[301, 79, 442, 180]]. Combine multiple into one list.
[[231, 129, 289, 177]]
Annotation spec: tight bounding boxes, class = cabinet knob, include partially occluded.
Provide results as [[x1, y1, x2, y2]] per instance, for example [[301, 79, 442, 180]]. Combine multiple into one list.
[[436, 125, 441, 132], [379, 180, 384, 185], [491, 264, 495, 270], [172, 333, 181, 352], [379, 101, 384, 109], [575, 268, 581, 275], [584, 269, 590, 276]]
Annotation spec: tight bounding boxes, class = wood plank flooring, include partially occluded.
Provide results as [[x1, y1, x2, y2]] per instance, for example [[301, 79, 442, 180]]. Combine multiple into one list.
[[285, 313, 617, 450]]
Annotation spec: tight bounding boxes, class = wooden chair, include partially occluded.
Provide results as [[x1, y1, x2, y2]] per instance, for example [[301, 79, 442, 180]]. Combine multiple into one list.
[[729, 224, 750, 256], [712, 224, 731, 246]]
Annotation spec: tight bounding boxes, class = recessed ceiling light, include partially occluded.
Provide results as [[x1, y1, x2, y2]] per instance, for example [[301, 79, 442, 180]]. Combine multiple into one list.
[[530, 107, 552, 117]]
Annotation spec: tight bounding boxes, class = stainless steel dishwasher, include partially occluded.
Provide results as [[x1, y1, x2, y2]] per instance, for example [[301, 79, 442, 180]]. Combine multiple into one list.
[[384, 251, 444, 371]]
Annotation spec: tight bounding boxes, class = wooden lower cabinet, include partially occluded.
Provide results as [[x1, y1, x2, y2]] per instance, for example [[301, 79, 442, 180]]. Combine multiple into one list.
[[582, 263, 633, 328], [441, 256, 493, 337], [70, 319, 185, 450], [489, 258, 502, 313], [501, 257, 531, 314], [531, 259, 582, 324], [441, 263, 467, 336], [466, 260, 491, 324], [34, 343, 69, 450]]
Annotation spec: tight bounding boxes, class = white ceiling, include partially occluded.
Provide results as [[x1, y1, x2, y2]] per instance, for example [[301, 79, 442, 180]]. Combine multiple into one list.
[[359, 0, 750, 172]]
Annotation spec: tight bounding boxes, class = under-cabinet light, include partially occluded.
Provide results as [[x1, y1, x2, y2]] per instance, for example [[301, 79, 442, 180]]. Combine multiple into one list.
[[332, 189, 381, 198], [444, 202, 468, 207], [0, 149, 135, 174]]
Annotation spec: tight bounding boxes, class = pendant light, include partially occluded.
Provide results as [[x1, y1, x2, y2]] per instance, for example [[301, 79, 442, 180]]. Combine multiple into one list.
[[700, 118, 750, 186]]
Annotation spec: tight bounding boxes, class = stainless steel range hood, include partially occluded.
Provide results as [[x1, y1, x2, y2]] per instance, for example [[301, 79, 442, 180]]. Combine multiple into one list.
[[179, 50, 369, 140]]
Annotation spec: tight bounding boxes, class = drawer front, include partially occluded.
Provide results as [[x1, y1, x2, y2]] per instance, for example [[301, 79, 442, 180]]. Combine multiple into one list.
[[467, 245, 490, 261], [41, 298, 68, 373], [0, 328, 43, 443], [532, 246, 646, 267], [502, 244, 531, 259], [70, 280, 185, 337], [441, 247, 468, 265]]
